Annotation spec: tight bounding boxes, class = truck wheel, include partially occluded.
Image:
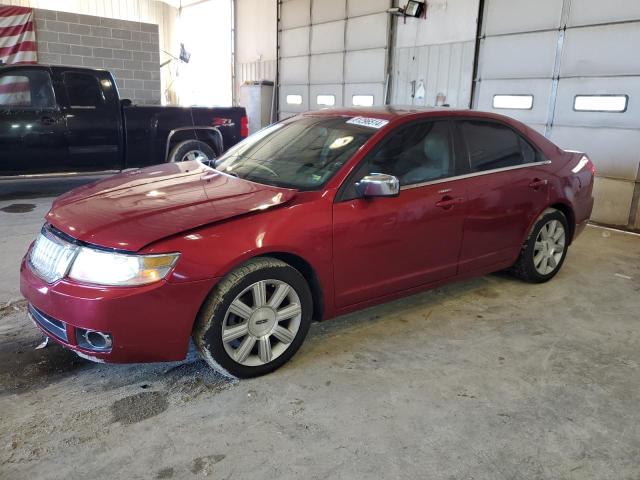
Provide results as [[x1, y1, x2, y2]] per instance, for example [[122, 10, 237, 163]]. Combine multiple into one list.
[[193, 257, 313, 378], [168, 140, 216, 163]]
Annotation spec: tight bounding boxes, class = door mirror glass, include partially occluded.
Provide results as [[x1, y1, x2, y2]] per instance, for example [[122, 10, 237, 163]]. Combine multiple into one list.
[[355, 173, 400, 198]]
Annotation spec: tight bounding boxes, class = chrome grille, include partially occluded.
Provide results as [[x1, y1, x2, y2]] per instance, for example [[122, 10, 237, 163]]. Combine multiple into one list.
[[28, 228, 78, 283]]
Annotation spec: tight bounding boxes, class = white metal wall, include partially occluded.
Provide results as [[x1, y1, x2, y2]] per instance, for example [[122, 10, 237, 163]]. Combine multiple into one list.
[[235, 0, 277, 102], [473, 0, 640, 228], [390, 0, 478, 108], [278, 0, 391, 119]]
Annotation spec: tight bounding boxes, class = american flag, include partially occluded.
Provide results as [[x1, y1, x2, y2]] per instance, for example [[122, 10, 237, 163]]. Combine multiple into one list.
[[0, 5, 38, 105]]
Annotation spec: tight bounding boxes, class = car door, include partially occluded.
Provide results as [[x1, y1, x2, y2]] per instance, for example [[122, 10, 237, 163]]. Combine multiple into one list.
[[60, 70, 122, 172], [332, 120, 467, 308], [0, 68, 67, 175], [455, 119, 551, 273]]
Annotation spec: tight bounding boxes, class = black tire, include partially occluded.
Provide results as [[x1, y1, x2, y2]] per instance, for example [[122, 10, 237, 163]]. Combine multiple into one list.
[[168, 140, 216, 163], [193, 257, 313, 378], [511, 208, 569, 283]]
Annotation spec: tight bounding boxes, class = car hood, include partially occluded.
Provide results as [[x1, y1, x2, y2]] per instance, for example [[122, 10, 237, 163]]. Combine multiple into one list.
[[46, 161, 296, 251]]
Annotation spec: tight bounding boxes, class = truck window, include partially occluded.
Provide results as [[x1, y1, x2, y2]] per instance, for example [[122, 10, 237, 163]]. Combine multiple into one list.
[[63, 72, 105, 109], [0, 70, 55, 110]]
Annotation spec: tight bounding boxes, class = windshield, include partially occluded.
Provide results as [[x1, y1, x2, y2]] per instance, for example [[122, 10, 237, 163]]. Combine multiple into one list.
[[214, 116, 376, 189]]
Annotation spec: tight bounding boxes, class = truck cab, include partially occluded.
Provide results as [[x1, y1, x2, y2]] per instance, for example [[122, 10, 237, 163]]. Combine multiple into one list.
[[0, 64, 247, 177]]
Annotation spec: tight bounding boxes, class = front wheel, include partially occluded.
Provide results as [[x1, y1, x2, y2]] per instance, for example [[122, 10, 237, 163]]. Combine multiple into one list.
[[168, 139, 216, 163], [511, 208, 569, 283], [193, 258, 313, 378]]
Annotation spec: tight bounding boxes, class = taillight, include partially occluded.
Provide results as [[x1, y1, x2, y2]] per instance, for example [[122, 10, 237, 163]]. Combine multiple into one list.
[[572, 155, 594, 174], [240, 115, 248, 137]]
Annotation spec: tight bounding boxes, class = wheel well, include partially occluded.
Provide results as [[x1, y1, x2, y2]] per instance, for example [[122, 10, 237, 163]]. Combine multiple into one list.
[[197, 129, 223, 156], [261, 252, 324, 322], [551, 202, 575, 244], [166, 128, 223, 160]]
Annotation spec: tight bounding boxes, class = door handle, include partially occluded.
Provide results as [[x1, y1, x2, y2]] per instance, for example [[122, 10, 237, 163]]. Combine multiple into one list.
[[40, 116, 56, 126], [435, 195, 464, 210], [529, 178, 548, 189]]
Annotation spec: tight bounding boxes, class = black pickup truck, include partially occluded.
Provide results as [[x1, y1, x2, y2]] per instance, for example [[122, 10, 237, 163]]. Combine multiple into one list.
[[0, 64, 247, 176]]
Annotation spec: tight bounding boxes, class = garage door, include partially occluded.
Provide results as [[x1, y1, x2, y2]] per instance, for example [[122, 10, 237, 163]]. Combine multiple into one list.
[[278, 0, 391, 119], [472, 0, 640, 228]]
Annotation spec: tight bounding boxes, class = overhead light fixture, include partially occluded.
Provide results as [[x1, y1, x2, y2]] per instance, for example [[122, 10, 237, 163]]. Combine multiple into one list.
[[389, 1, 426, 18], [404, 0, 425, 18]]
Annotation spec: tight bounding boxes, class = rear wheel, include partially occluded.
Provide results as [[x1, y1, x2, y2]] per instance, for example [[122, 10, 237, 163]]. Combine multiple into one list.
[[511, 208, 569, 283], [193, 258, 313, 378], [168, 139, 216, 163]]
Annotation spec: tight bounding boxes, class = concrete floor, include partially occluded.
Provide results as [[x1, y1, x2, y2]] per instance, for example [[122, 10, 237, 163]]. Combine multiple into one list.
[[1, 191, 639, 480]]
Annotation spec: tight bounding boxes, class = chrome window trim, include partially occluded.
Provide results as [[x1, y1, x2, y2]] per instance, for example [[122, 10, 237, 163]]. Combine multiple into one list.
[[399, 160, 552, 191]]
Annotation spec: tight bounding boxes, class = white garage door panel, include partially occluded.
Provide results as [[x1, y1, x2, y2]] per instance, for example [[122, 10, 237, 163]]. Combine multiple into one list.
[[345, 49, 386, 83], [279, 84, 309, 114], [395, 0, 478, 48], [591, 177, 635, 225], [279, 0, 390, 119], [345, 83, 385, 106], [476, 79, 552, 125], [311, 21, 344, 54], [310, 84, 343, 109], [310, 53, 344, 84], [483, 0, 562, 36], [280, 0, 310, 29], [561, 24, 640, 77], [311, 0, 345, 24], [550, 126, 640, 180], [568, 0, 640, 27], [280, 27, 310, 58], [479, 32, 557, 79], [346, 14, 388, 51], [280, 56, 309, 84], [347, 0, 389, 17], [554, 77, 640, 129]]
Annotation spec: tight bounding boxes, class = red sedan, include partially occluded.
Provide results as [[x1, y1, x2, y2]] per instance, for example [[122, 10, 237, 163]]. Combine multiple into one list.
[[20, 108, 595, 377]]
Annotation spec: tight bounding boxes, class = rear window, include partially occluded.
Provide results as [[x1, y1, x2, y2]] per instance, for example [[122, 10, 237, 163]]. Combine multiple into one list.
[[215, 116, 376, 190], [460, 121, 528, 172], [64, 72, 105, 108]]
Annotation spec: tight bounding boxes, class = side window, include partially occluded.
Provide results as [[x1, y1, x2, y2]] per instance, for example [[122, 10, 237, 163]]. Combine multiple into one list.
[[520, 138, 539, 164], [460, 121, 525, 172], [0, 70, 55, 109], [368, 121, 453, 186], [339, 121, 453, 200], [64, 72, 104, 108]]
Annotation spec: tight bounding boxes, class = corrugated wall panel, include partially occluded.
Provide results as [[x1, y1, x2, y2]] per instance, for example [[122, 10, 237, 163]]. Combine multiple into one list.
[[390, 0, 478, 108]]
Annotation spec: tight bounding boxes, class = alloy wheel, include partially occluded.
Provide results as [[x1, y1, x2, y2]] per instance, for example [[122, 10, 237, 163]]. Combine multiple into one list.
[[222, 279, 302, 367], [533, 219, 566, 275], [180, 150, 207, 162]]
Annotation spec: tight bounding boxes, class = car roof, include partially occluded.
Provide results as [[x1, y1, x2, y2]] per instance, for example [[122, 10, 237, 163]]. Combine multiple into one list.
[[301, 106, 513, 123]]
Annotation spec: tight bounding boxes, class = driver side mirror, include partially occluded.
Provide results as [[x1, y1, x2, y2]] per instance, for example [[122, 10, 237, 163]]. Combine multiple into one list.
[[355, 173, 400, 198]]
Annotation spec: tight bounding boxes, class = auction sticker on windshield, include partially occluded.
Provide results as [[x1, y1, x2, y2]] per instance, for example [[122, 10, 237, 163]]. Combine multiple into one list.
[[346, 117, 389, 129]]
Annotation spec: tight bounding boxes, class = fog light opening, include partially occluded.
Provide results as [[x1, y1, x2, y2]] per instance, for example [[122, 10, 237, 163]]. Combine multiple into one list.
[[84, 330, 112, 351]]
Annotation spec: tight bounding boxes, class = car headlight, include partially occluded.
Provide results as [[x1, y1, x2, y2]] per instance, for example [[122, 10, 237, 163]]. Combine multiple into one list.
[[68, 247, 180, 286]]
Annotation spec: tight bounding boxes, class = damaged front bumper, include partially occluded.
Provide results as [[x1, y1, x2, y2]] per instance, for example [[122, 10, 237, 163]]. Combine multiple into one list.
[[20, 256, 218, 363]]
